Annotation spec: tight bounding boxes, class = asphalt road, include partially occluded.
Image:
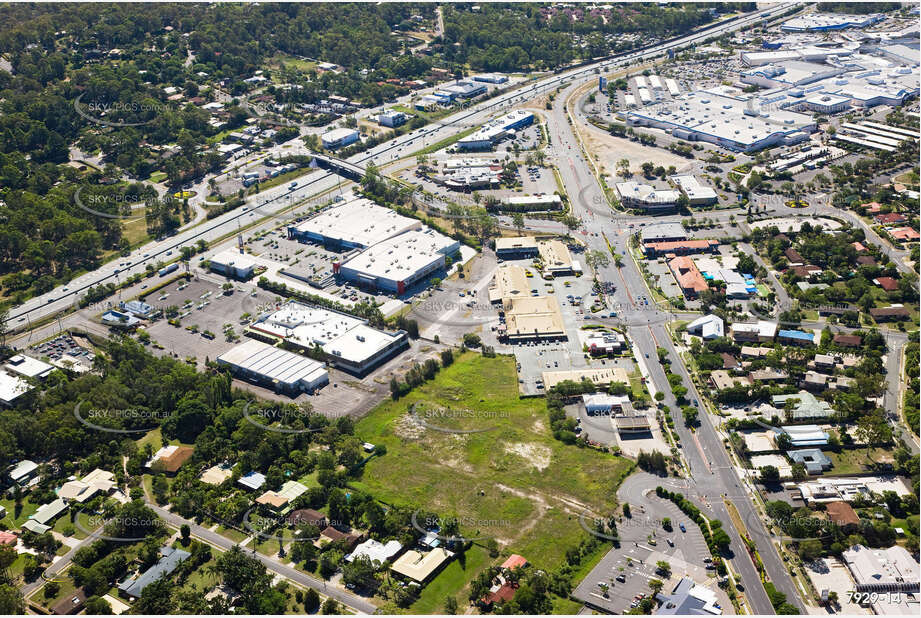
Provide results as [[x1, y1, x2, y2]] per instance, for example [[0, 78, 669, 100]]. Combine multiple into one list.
[[143, 501, 377, 614], [548, 69, 801, 614], [7, 2, 797, 330]]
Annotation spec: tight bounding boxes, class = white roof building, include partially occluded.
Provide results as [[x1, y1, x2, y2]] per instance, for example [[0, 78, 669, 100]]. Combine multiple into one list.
[[0, 372, 33, 406], [582, 393, 631, 414], [686, 314, 724, 339], [289, 194, 420, 249], [217, 339, 329, 394], [843, 544, 919, 592], [337, 228, 459, 294], [671, 175, 717, 205], [346, 538, 403, 564], [4, 355, 54, 380], [626, 91, 816, 152], [252, 302, 407, 375], [615, 181, 681, 209]]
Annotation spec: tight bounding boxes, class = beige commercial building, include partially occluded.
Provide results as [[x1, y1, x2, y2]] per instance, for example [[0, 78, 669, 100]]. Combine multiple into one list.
[[541, 367, 630, 390], [488, 265, 531, 304], [538, 239, 576, 275], [502, 296, 566, 341], [495, 235, 538, 258]]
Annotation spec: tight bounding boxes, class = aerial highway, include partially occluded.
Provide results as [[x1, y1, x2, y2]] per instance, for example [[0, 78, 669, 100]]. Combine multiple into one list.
[[7, 2, 797, 329]]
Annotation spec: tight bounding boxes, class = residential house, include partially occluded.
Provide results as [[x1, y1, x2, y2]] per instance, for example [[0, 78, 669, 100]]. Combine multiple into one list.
[[287, 508, 327, 528], [118, 546, 191, 600], [390, 547, 454, 583], [825, 501, 860, 531], [870, 306, 910, 321], [833, 334, 862, 347], [874, 278, 899, 294], [315, 526, 360, 551]]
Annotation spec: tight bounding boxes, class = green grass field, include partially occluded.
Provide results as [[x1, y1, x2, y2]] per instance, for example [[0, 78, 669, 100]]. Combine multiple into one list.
[[0, 497, 39, 527], [826, 448, 893, 475], [353, 351, 633, 576]]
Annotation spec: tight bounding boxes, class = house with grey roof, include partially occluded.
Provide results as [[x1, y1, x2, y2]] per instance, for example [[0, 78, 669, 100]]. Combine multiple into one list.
[[118, 546, 190, 600], [787, 449, 832, 475]]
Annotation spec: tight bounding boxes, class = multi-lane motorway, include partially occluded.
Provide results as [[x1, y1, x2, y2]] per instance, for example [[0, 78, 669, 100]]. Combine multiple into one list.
[[11, 4, 826, 614], [8, 2, 797, 331]]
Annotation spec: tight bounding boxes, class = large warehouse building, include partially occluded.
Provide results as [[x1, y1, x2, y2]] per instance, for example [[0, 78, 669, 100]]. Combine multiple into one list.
[[288, 193, 459, 294], [336, 228, 460, 294], [217, 339, 329, 395], [288, 194, 420, 250], [625, 89, 815, 152], [458, 110, 534, 150], [250, 301, 408, 375]]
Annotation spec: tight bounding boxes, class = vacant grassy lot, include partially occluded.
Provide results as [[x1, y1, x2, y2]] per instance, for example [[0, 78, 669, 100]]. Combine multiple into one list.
[[353, 351, 632, 576], [826, 448, 893, 475]]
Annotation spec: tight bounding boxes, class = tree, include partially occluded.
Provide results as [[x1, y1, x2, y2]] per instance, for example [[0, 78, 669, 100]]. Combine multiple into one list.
[[303, 588, 320, 613], [760, 465, 780, 483], [798, 539, 823, 562], [180, 524, 191, 546], [649, 579, 664, 594], [712, 528, 731, 551], [585, 249, 610, 271], [655, 560, 671, 577], [341, 556, 379, 592], [463, 333, 481, 348], [84, 596, 113, 614], [560, 215, 580, 231], [321, 598, 340, 614], [511, 212, 525, 234], [855, 410, 891, 460], [641, 161, 655, 178], [444, 596, 458, 614]]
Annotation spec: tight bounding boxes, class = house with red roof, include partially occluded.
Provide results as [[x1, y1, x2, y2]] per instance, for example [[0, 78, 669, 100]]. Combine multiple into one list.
[[874, 277, 899, 292], [851, 241, 868, 253], [501, 554, 529, 571], [890, 227, 920, 242], [861, 202, 883, 214], [876, 212, 907, 225]]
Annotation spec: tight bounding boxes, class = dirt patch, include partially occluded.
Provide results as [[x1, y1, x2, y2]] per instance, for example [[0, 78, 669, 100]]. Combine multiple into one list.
[[579, 121, 691, 175], [393, 413, 427, 440], [504, 442, 552, 471]]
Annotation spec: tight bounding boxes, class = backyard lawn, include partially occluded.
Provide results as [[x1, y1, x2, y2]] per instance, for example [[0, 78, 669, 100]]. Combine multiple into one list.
[[825, 448, 893, 475]]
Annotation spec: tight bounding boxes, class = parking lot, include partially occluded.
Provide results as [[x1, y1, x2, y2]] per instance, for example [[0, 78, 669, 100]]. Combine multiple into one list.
[[398, 156, 560, 206], [30, 333, 95, 363], [140, 275, 275, 364], [572, 512, 717, 614]]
